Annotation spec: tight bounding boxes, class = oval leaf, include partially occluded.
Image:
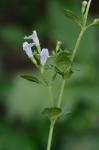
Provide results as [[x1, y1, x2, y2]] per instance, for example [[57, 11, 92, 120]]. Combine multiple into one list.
[[55, 52, 71, 72], [21, 75, 41, 84], [64, 9, 81, 26]]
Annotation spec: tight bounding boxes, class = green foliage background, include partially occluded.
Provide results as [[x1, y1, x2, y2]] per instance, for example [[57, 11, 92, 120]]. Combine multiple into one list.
[[0, 0, 99, 149]]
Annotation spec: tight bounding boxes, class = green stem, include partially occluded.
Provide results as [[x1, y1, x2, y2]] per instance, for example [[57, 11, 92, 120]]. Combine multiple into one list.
[[48, 85, 53, 106], [46, 1, 92, 150], [37, 44, 41, 53], [71, 0, 92, 65], [57, 79, 66, 108], [47, 122, 55, 150], [70, 27, 86, 65], [46, 79, 66, 150]]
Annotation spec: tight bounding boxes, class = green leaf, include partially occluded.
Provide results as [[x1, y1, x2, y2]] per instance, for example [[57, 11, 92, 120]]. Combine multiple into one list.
[[55, 52, 71, 72], [64, 9, 81, 26], [56, 52, 71, 64], [45, 64, 54, 70], [21, 75, 42, 84], [42, 107, 62, 121]]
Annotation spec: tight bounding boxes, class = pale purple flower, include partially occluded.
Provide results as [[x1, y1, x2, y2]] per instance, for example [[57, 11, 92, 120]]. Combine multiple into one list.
[[40, 48, 49, 65], [24, 30, 40, 46], [23, 42, 34, 58]]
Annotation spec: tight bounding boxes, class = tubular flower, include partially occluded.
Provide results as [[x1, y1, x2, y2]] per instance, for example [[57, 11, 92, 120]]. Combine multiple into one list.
[[23, 42, 34, 58], [40, 48, 49, 65], [24, 30, 40, 47]]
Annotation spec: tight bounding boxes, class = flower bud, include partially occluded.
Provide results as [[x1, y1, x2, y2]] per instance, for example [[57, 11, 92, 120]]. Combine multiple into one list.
[[56, 41, 62, 52], [23, 42, 37, 65], [93, 18, 99, 25], [40, 48, 49, 66], [24, 30, 41, 53], [82, 1, 88, 15], [23, 42, 33, 58], [83, 1, 88, 6]]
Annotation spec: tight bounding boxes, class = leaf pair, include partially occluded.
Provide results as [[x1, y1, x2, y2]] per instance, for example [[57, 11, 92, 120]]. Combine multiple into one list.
[[42, 107, 62, 122], [21, 74, 50, 86]]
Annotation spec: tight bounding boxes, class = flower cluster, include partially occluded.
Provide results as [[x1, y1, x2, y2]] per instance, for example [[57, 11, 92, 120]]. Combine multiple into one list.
[[23, 30, 49, 66]]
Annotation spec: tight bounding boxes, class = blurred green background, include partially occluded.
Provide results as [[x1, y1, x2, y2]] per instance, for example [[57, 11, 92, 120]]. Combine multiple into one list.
[[0, 0, 99, 149]]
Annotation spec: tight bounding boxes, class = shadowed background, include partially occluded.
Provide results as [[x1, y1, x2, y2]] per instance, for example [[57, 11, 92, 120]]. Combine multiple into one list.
[[0, 0, 99, 150]]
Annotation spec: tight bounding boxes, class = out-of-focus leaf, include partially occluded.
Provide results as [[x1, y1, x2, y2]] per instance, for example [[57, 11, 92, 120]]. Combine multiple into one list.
[[42, 107, 62, 121], [52, 72, 57, 81], [64, 9, 81, 26], [21, 75, 42, 84]]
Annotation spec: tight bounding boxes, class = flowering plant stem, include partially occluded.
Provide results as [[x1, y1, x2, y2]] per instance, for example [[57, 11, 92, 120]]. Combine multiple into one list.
[[47, 121, 55, 150], [70, 28, 85, 64], [47, 79, 65, 150], [46, 1, 92, 150], [48, 85, 54, 106], [57, 79, 66, 108]]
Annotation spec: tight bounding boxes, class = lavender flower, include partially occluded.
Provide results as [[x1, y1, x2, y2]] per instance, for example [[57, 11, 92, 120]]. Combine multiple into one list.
[[40, 48, 49, 65], [23, 42, 34, 58], [24, 30, 40, 46]]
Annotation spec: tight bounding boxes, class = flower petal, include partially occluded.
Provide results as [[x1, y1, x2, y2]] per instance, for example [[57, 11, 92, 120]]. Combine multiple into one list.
[[40, 48, 49, 65], [24, 30, 40, 46], [23, 42, 33, 58]]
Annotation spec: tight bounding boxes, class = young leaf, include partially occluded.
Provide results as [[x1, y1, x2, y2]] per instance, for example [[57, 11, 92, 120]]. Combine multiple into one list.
[[55, 52, 71, 72], [64, 9, 81, 26], [21, 75, 42, 84], [42, 107, 62, 121]]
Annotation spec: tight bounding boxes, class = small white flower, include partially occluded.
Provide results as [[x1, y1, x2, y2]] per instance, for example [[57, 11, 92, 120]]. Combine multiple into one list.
[[24, 30, 40, 46], [23, 42, 34, 58], [40, 48, 49, 65]]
